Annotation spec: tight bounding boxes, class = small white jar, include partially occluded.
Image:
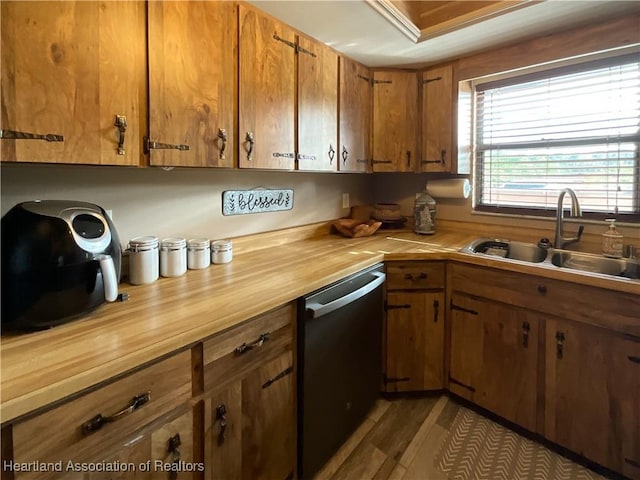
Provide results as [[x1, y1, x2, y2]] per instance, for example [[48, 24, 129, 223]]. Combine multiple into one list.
[[187, 238, 210, 270], [160, 238, 187, 277], [128, 236, 159, 285], [211, 240, 233, 264]]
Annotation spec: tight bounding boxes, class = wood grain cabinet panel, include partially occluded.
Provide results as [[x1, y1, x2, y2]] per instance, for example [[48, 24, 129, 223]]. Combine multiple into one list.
[[545, 319, 640, 479], [203, 304, 295, 480], [372, 70, 418, 172], [6, 350, 195, 479], [1, 1, 145, 165], [147, 1, 237, 167], [384, 261, 446, 392], [297, 36, 338, 172], [238, 5, 295, 170], [449, 294, 540, 433], [385, 291, 445, 392], [339, 56, 372, 172], [420, 64, 454, 172]]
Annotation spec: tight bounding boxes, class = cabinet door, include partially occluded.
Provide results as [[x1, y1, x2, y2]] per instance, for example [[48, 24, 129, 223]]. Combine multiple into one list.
[[372, 71, 418, 172], [385, 292, 444, 392], [238, 5, 295, 170], [339, 56, 371, 172], [1, 1, 144, 165], [148, 1, 236, 167], [449, 295, 539, 432], [205, 352, 295, 480], [545, 319, 640, 479], [420, 64, 453, 172], [297, 36, 338, 172]]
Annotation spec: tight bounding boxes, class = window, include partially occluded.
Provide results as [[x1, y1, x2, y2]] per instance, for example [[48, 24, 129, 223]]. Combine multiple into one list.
[[474, 54, 640, 220]]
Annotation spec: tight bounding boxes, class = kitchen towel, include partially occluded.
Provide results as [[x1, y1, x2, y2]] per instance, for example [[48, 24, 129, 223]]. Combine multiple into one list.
[[426, 178, 471, 199]]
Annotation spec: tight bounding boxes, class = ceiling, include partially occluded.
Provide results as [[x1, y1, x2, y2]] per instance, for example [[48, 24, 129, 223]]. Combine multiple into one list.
[[247, 0, 640, 68]]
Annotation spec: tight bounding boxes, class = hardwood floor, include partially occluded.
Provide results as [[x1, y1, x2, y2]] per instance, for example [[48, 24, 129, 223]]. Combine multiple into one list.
[[312, 394, 613, 480]]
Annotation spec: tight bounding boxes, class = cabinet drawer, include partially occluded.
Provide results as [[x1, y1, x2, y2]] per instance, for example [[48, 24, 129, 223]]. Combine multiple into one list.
[[11, 349, 193, 469], [386, 261, 445, 290], [450, 262, 640, 336], [203, 303, 295, 392]]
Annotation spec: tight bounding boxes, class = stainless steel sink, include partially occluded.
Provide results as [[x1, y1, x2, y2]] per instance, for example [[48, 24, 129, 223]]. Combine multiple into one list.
[[551, 250, 640, 279], [461, 238, 640, 280], [461, 238, 548, 263]]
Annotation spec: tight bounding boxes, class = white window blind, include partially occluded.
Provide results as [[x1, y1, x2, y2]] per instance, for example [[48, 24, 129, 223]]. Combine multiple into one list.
[[475, 55, 640, 219]]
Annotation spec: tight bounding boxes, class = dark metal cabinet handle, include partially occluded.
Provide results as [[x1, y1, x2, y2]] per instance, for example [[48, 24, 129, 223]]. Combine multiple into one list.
[[556, 332, 565, 359], [262, 366, 293, 389], [328, 144, 335, 164], [342, 145, 349, 164], [537, 285, 547, 294], [218, 128, 227, 160], [407, 150, 411, 167], [0, 129, 63, 142], [235, 332, 270, 355], [440, 149, 446, 164], [450, 300, 479, 316], [114, 115, 127, 155], [168, 433, 181, 480], [628, 356, 640, 364], [522, 321, 531, 348], [82, 391, 150, 434], [245, 132, 254, 161], [433, 299, 440, 323], [215, 404, 227, 445], [144, 137, 190, 153]]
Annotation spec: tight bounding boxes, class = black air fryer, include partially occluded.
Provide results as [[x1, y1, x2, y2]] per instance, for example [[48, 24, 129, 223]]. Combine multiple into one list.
[[1, 200, 122, 331]]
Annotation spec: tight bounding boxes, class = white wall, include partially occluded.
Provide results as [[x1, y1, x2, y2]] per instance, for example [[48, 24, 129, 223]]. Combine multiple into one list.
[[1, 164, 372, 245]]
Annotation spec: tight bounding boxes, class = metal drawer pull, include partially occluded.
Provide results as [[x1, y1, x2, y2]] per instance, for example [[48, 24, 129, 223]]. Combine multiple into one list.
[[386, 303, 411, 310], [144, 137, 189, 152], [262, 365, 293, 389], [556, 332, 565, 359], [342, 145, 348, 164], [407, 150, 411, 167], [328, 144, 335, 164], [628, 356, 640, 364], [81, 391, 150, 434], [114, 115, 127, 155], [245, 132, 254, 161], [433, 299, 440, 323], [235, 332, 270, 355], [168, 433, 181, 480], [0, 128, 63, 142], [217, 128, 227, 160], [450, 300, 478, 316], [522, 321, 531, 348], [215, 404, 227, 445]]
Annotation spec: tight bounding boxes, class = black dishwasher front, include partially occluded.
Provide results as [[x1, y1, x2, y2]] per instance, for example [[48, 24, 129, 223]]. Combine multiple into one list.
[[297, 263, 385, 479]]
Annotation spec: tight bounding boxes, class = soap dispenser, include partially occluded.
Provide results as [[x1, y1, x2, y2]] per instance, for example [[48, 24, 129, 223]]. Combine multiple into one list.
[[601, 219, 623, 258]]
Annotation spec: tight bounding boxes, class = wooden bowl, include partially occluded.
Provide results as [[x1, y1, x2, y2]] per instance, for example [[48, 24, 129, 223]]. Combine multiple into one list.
[[332, 219, 382, 238]]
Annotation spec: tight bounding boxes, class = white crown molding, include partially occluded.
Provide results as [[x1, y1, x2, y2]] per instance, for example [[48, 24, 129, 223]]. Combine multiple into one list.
[[365, 0, 421, 43]]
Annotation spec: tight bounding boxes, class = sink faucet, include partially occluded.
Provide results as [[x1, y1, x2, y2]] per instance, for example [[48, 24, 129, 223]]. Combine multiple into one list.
[[554, 188, 584, 249]]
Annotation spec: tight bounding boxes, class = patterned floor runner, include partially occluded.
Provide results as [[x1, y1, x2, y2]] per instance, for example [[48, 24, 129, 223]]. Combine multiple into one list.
[[435, 407, 607, 480]]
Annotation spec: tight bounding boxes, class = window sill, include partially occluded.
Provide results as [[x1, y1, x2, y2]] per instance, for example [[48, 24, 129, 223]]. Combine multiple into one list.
[[470, 209, 640, 229]]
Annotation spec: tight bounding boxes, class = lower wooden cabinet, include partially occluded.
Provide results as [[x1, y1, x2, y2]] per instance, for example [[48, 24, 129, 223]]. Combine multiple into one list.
[[384, 292, 444, 392], [449, 294, 540, 433], [545, 318, 640, 480], [202, 304, 296, 480], [384, 261, 446, 393]]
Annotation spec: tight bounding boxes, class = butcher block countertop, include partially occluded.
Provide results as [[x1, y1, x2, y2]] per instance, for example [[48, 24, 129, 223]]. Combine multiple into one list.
[[1, 222, 639, 424]]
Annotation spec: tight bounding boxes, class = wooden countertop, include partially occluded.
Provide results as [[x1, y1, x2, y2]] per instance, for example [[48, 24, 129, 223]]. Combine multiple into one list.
[[1, 225, 638, 424]]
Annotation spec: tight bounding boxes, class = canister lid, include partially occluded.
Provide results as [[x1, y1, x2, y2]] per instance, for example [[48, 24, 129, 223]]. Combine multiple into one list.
[[211, 239, 232, 251], [188, 238, 210, 248], [161, 237, 187, 248], [129, 235, 159, 248]]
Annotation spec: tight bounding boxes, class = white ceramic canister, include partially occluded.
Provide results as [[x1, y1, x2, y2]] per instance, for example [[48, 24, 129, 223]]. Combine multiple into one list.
[[160, 238, 187, 277], [211, 240, 233, 264], [187, 238, 211, 270], [128, 236, 159, 285]]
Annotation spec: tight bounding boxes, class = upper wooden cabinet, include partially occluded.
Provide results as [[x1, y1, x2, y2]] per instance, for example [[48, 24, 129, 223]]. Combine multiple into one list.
[[238, 5, 296, 170], [0, 1, 145, 165], [372, 71, 418, 172], [297, 36, 338, 172], [147, 1, 237, 168], [339, 56, 372, 172], [420, 64, 454, 172]]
